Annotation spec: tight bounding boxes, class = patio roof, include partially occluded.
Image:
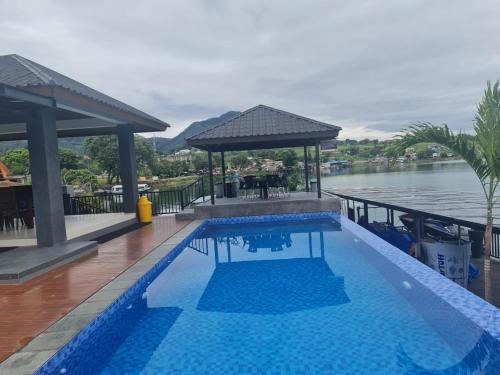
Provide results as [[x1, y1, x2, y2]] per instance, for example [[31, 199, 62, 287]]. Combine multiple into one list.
[[0, 54, 169, 140], [187, 104, 341, 151]]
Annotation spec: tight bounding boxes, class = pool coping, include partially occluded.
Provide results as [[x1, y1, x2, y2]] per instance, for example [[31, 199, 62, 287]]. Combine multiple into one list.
[[0, 220, 203, 375], [6, 212, 499, 374]]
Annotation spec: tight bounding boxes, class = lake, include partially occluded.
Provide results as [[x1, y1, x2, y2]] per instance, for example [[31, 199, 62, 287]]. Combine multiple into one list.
[[321, 160, 499, 226], [322, 160, 481, 193]]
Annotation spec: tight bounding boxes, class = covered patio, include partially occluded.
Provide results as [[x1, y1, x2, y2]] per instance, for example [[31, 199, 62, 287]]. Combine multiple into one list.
[[186, 105, 342, 218], [0, 54, 169, 281]]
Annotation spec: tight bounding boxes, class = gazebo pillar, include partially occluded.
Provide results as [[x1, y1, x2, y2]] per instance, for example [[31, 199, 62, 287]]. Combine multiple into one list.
[[221, 151, 226, 197], [117, 125, 138, 213], [315, 141, 322, 198], [208, 151, 215, 205], [303, 146, 309, 192], [26, 108, 67, 246]]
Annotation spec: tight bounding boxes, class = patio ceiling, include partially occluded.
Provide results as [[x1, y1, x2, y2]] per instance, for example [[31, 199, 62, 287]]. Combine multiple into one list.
[[0, 54, 169, 140], [187, 104, 341, 152]]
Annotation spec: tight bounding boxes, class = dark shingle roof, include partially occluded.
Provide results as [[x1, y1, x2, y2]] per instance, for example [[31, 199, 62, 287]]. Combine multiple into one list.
[[187, 105, 341, 151], [0, 54, 168, 128]]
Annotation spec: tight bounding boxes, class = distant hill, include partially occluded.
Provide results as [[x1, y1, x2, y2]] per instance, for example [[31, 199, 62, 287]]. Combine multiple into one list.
[[0, 111, 240, 155], [0, 138, 86, 154], [148, 111, 240, 153]]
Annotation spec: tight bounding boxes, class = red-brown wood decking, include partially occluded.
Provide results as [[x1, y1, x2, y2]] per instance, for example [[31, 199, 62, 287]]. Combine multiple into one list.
[[0, 216, 190, 363]]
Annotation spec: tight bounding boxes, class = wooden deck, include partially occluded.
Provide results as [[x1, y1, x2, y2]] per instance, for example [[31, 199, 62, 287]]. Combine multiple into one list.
[[0, 215, 190, 363], [467, 257, 500, 309]]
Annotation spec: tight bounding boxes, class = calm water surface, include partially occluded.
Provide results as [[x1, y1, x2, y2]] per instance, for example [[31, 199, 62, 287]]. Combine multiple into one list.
[[322, 160, 481, 193], [321, 160, 500, 225]]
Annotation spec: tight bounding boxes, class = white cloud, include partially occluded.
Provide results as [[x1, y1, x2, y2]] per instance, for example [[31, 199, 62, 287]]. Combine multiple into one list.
[[0, 0, 498, 140]]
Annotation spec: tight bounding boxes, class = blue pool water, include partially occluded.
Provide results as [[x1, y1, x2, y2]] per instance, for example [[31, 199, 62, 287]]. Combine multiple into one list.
[[38, 214, 500, 374]]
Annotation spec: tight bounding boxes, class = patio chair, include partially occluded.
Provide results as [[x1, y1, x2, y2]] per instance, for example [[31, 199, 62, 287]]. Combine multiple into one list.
[[15, 185, 34, 228], [0, 188, 19, 230], [266, 174, 285, 198], [241, 176, 259, 199], [281, 175, 290, 196]]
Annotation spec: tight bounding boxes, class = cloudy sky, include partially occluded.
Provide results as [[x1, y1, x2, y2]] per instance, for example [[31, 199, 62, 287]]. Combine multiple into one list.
[[0, 0, 498, 139]]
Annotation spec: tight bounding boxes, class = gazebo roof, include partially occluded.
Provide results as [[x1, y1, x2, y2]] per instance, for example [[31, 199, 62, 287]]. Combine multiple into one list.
[[187, 104, 341, 151], [0, 54, 169, 140]]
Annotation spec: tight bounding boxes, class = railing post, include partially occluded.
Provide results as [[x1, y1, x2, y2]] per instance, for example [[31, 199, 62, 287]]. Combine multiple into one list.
[[201, 176, 206, 202], [363, 202, 369, 227], [179, 189, 185, 210], [413, 215, 423, 259]]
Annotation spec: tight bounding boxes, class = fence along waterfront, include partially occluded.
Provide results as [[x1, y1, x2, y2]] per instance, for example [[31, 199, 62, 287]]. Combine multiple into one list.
[[63, 176, 207, 216]]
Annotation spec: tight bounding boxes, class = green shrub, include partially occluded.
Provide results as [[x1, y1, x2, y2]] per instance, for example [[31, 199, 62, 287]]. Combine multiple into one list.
[[288, 174, 300, 191]]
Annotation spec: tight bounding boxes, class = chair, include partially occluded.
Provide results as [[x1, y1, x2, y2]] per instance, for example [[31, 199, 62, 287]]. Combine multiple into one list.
[[15, 186, 34, 228], [0, 188, 19, 230], [281, 175, 290, 196], [266, 174, 285, 198], [241, 176, 258, 199]]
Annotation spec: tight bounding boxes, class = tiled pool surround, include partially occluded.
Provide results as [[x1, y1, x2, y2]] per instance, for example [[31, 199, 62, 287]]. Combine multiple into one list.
[[6, 212, 499, 374]]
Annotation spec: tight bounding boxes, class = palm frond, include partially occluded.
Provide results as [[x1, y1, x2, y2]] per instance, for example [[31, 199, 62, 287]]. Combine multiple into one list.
[[474, 80, 500, 181], [396, 122, 490, 184]]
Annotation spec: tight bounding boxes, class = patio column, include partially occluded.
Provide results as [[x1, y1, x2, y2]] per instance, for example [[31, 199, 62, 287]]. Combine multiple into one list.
[[221, 151, 226, 197], [208, 151, 215, 204], [304, 146, 309, 192], [26, 108, 67, 246], [117, 125, 138, 213], [315, 141, 322, 198]]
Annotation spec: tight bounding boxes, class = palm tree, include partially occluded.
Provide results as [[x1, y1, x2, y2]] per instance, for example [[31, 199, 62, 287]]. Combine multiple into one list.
[[398, 80, 499, 299]]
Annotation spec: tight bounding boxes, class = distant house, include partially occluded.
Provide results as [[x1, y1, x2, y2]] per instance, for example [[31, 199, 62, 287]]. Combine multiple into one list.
[[404, 147, 417, 160], [166, 149, 191, 162]]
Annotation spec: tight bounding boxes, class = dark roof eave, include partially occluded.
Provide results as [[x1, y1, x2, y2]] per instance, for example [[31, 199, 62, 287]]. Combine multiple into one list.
[[0, 84, 55, 108], [24, 85, 169, 132], [187, 130, 340, 151]]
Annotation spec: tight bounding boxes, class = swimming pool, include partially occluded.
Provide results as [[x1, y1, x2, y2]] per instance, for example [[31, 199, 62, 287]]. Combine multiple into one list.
[[36, 213, 499, 374]]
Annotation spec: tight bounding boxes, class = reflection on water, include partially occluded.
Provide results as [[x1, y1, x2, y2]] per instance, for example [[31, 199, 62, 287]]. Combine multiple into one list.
[[196, 221, 349, 315], [197, 258, 349, 314]]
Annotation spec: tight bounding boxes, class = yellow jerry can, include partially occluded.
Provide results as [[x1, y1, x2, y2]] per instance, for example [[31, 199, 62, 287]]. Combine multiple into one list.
[[137, 195, 153, 223]]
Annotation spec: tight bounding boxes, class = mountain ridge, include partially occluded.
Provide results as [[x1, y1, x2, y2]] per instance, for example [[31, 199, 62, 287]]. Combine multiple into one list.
[[148, 110, 240, 153], [0, 110, 240, 155]]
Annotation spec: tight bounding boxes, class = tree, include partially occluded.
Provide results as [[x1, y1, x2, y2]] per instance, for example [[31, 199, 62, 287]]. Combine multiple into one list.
[[398, 80, 500, 300], [278, 149, 299, 167], [135, 136, 155, 176], [58, 148, 81, 170], [2, 147, 87, 175], [1, 148, 30, 175], [384, 144, 400, 159], [154, 160, 189, 178], [230, 152, 251, 170], [84, 135, 155, 184], [61, 168, 98, 190], [84, 136, 120, 184], [191, 152, 209, 171]]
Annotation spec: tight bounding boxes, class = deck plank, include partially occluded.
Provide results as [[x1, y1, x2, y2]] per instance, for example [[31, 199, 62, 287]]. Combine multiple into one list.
[[0, 215, 190, 364]]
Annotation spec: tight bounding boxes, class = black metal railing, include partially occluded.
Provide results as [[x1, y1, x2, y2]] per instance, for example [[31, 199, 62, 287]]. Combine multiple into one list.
[[178, 176, 207, 210], [332, 192, 500, 260], [63, 176, 207, 216]]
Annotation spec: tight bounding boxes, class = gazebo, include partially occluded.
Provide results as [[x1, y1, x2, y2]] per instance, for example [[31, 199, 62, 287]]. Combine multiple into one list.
[[0, 54, 169, 249], [187, 104, 341, 204]]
